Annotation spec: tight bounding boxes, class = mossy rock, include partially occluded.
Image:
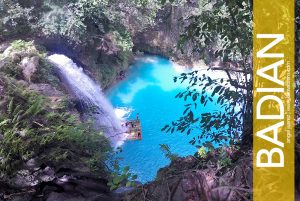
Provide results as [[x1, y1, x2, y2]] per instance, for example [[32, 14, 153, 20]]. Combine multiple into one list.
[[0, 58, 24, 79], [0, 40, 59, 86]]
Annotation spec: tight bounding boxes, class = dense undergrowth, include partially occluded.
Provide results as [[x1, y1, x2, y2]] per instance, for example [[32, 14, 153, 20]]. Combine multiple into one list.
[[0, 76, 111, 176], [0, 41, 112, 179]]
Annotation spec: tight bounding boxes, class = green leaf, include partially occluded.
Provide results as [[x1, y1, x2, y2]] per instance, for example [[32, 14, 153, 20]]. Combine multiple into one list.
[[132, 175, 138, 180], [0, 119, 10, 127], [126, 181, 132, 187], [161, 125, 169, 131], [113, 177, 122, 185], [110, 185, 118, 191], [161, 0, 167, 4], [7, 98, 14, 115], [123, 166, 130, 173], [201, 95, 205, 104], [183, 107, 190, 115], [212, 86, 222, 97], [192, 93, 198, 101]]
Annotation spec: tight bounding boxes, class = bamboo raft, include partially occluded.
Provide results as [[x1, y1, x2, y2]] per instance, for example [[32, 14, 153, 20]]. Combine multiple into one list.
[[124, 118, 142, 140]]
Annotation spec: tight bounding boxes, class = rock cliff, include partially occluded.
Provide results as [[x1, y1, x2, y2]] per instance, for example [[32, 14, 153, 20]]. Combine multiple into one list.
[[120, 148, 252, 201]]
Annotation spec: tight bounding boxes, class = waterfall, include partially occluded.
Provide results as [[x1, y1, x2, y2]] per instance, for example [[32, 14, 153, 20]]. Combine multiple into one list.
[[48, 54, 125, 147]]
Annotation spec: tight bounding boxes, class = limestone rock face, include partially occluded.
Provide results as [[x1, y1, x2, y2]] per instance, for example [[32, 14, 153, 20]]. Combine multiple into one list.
[[20, 56, 39, 82], [132, 2, 211, 66]]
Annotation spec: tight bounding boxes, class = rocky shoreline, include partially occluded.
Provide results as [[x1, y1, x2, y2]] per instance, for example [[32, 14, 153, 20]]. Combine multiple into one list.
[[122, 150, 252, 201]]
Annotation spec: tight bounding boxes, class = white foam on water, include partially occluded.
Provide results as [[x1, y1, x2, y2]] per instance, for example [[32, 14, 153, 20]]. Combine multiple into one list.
[[114, 107, 133, 120]]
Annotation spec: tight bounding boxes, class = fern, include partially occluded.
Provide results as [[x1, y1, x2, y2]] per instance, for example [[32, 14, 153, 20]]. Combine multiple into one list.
[[0, 89, 111, 176], [12, 105, 21, 116], [160, 144, 179, 161], [22, 97, 43, 117], [0, 119, 10, 127], [7, 98, 14, 116], [11, 109, 23, 124]]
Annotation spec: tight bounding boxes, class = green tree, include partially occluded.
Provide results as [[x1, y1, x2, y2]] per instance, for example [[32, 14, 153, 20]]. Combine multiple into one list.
[[0, 0, 37, 36], [162, 0, 253, 148]]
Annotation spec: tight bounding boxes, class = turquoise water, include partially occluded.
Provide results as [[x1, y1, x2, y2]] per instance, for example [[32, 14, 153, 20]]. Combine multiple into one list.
[[107, 56, 219, 183]]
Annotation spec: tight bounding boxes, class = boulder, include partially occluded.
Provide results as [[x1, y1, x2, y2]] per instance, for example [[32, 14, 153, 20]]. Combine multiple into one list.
[[0, 42, 10, 53], [2, 46, 13, 58], [44, 174, 114, 201], [9, 167, 55, 189], [25, 159, 38, 171], [20, 56, 39, 82]]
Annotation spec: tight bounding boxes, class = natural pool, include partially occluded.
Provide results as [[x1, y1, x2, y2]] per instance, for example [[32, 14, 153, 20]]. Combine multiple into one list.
[[107, 56, 221, 183]]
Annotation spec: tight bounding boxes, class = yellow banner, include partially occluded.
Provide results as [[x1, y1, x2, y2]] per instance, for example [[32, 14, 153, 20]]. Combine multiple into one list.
[[253, 0, 294, 201]]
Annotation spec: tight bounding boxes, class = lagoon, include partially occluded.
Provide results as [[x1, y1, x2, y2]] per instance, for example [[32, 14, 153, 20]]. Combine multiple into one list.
[[107, 56, 219, 182]]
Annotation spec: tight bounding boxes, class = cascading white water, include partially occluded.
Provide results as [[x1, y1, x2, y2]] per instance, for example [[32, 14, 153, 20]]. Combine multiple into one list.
[[48, 54, 125, 147]]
